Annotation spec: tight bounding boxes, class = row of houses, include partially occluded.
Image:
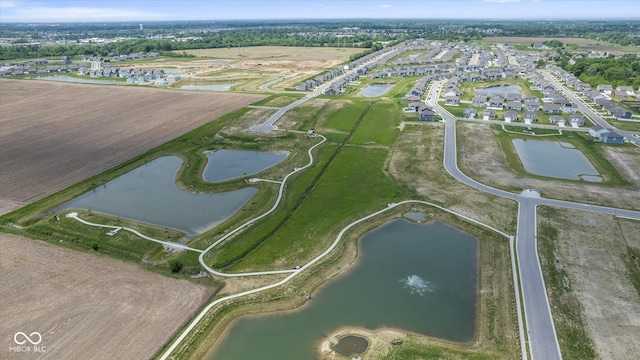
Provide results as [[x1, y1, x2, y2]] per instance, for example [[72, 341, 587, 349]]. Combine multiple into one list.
[[320, 40, 422, 95], [547, 65, 634, 119], [0, 64, 79, 76], [596, 84, 639, 99]]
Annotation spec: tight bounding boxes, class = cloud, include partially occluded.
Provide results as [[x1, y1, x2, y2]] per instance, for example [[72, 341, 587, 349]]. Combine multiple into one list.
[[481, 0, 521, 3], [370, 4, 393, 10], [3, 6, 170, 22], [0, 0, 19, 8]]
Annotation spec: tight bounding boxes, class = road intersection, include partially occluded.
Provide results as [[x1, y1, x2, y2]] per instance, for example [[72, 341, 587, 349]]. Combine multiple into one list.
[[427, 80, 640, 360]]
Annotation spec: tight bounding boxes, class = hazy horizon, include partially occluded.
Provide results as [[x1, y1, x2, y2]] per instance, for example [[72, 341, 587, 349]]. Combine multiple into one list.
[[1, 0, 639, 23]]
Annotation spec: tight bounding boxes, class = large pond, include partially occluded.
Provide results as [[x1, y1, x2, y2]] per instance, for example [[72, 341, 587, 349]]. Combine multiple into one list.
[[180, 84, 238, 91], [51, 156, 257, 236], [203, 150, 289, 182], [512, 139, 602, 182], [207, 219, 478, 359], [37, 75, 120, 85], [358, 83, 395, 97], [475, 84, 523, 95]]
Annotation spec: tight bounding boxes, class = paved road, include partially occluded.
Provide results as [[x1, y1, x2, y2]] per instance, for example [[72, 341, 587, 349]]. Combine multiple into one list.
[[250, 48, 397, 132], [540, 70, 640, 145], [428, 81, 640, 360]]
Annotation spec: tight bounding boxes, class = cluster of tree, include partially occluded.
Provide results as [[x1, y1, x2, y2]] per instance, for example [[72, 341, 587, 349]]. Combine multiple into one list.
[[542, 39, 564, 49], [560, 54, 640, 89]]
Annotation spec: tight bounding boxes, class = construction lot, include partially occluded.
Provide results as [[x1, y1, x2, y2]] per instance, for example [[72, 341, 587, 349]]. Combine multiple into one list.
[[0, 233, 215, 360], [0, 79, 263, 215], [537, 207, 640, 360], [457, 122, 640, 211]]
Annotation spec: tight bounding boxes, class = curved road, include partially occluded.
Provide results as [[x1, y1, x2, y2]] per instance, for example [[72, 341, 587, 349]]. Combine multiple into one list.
[[427, 81, 640, 360]]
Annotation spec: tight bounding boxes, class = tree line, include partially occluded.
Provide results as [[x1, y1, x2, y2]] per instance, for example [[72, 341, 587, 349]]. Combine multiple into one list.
[[560, 54, 640, 89]]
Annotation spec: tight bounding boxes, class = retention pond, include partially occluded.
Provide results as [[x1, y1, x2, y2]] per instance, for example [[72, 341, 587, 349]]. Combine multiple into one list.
[[203, 150, 289, 182], [207, 219, 478, 359], [51, 156, 257, 236], [512, 139, 602, 181], [358, 83, 395, 97]]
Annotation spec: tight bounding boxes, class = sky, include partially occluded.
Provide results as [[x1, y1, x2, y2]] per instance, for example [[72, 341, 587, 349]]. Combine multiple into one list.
[[0, 0, 638, 22]]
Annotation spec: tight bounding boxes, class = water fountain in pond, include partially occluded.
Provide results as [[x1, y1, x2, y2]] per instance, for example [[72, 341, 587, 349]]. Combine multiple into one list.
[[400, 275, 434, 296]]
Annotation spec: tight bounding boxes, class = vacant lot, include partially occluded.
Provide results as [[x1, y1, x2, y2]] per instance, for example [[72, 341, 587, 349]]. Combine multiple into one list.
[[0, 233, 215, 360], [537, 207, 640, 360], [457, 122, 640, 210], [0, 79, 263, 215]]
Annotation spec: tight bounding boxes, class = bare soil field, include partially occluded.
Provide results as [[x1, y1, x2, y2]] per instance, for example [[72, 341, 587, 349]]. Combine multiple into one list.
[[0, 79, 263, 215], [537, 207, 640, 360], [457, 122, 640, 211], [0, 232, 215, 360], [183, 46, 362, 62]]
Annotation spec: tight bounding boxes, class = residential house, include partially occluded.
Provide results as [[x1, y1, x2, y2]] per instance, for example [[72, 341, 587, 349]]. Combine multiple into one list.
[[613, 86, 635, 98], [600, 131, 625, 143], [549, 115, 565, 125], [482, 109, 497, 120], [610, 107, 632, 119], [504, 110, 518, 122], [560, 103, 578, 114], [542, 103, 562, 114], [524, 101, 540, 111], [407, 102, 424, 112], [506, 101, 522, 111], [588, 126, 606, 138], [524, 111, 538, 123], [445, 95, 460, 106], [472, 95, 487, 107], [488, 96, 504, 109], [463, 108, 477, 119], [596, 84, 613, 93], [418, 106, 438, 121], [507, 93, 522, 102], [568, 114, 585, 127]]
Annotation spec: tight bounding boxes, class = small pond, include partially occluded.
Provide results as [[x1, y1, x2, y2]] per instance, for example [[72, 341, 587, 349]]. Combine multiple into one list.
[[358, 83, 395, 97], [203, 150, 289, 182], [37, 75, 120, 85], [512, 139, 602, 182], [51, 156, 257, 236], [180, 84, 238, 91], [207, 219, 478, 359], [475, 84, 523, 95], [332, 335, 369, 356]]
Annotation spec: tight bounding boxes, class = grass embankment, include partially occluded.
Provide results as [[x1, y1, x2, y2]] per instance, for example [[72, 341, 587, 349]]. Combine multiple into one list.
[[537, 207, 597, 360], [492, 124, 630, 186], [203, 99, 411, 271], [385, 340, 495, 360], [250, 93, 305, 107]]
